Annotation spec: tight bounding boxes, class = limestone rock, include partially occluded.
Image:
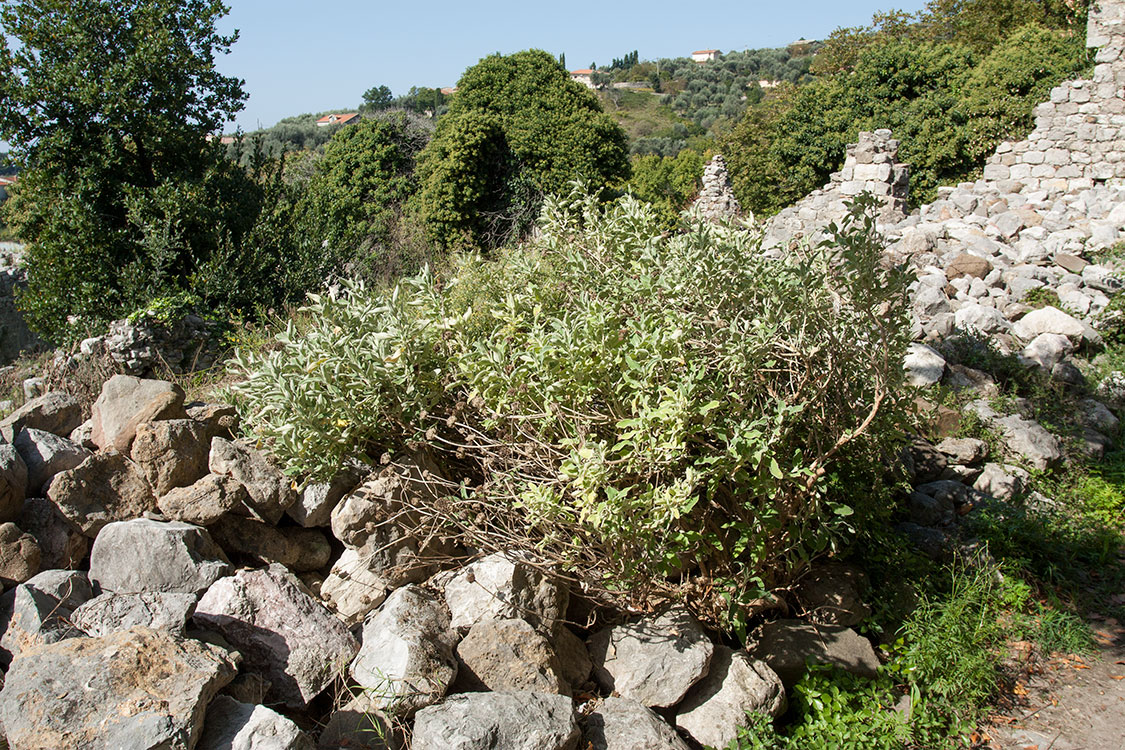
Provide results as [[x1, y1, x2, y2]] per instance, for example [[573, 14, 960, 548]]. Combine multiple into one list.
[[329, 458, 451, 584], [749, 619, 879, 688], [89, 518, 231, 595], [904, 344, 946, 387], [71, 591, 197, 637], [19, 496, 88, 569], [0, 521, 40, 586], [317, 692, 402, 750], [0, 570, 91, 666], [1011, 305, 1093, 343], [47, 451, 158, 536], [90, 375, 188, 452], [288, 463, 365, 528], [444, 551, 569, 631], [210, 514, 331, 572], [186, 402, 239, 437], [0, 391, 82, 441], [675, 647, 787, 749], [0, 443, 28, 522], [194, 564, 359, 708], [13, 428, 90, 495], [935, 437, 990, 466], [412, 691, 580, 750], [995, 414, 1062, 470], [1079, 398, 1120, 434], [1021, 332, 1074, 370], [973, 462, 1030, 501], [456, 618, 570, 695], [131, 418, 212, 495], [552, 623, 594, 688], [350, 585, 457, 715], [947, 252, 993, 280], [0, 626, 238, 750], [587, 608, 713, 708], [209, 437, 295, 524], [954, 303, 1010, 334], [320, 545, 390, 625], [157, 474, 247, 526], [198, 695, 314, 750], [584, 697, 690, 750]]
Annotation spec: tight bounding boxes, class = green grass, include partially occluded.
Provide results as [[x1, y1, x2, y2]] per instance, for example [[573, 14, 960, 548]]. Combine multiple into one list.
[[595, 88, 698, 142]]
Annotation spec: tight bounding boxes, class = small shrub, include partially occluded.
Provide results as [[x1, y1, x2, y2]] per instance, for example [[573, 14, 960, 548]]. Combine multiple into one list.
[[229, 190, 911, 628]]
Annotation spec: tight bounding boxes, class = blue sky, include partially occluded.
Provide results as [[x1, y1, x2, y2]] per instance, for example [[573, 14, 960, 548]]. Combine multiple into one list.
[[217, 0, 930, 132]]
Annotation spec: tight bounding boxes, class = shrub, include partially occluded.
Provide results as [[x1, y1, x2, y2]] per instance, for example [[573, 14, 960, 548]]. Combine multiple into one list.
[[228, 190, 911, 628]]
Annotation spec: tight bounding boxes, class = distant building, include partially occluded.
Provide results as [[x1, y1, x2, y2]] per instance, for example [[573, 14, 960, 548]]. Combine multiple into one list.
[[316, 112, 360, 128], [758, 79, 780, 89], [440, 87, 457, 96], [570, 69, 596, 89], [692, 49, 720, 63], [205, 134, 237, 145], [788, 38, 818, 55]]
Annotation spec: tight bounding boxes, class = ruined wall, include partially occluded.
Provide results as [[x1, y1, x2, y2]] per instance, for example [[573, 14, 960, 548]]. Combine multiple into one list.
[[691, 155, 745, 222], [983, 1, 1125, 193], [762, 129, 910, 251]]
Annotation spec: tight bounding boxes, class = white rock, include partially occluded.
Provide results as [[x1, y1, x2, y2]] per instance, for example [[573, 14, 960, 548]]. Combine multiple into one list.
[[675, 647, 787, 749], [904, 344, 946, 387]]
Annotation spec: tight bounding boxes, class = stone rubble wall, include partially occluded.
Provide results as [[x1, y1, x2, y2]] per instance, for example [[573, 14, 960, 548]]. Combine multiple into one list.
[[983, 0, 1125, 193], [762, 129, 910, 252], [691, 154, 746, 222]]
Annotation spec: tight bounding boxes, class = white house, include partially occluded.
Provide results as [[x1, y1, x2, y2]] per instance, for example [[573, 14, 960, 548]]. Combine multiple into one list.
[[570, 69, 596, 89], [692, 49, 720, 63], [316, 112, 360, 128]]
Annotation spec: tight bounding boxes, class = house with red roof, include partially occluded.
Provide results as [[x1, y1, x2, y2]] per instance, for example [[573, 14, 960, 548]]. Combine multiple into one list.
[[316, 112, 360, 128], [692, 49, 720, 63]]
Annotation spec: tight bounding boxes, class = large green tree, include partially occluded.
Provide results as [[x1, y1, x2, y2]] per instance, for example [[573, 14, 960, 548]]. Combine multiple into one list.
[[0, 0, 251, 339], [416, 49, 630, 249]]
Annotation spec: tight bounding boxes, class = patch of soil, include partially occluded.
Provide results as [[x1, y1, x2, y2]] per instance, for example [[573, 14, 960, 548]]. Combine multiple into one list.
[[984, 617, 1125, 750]]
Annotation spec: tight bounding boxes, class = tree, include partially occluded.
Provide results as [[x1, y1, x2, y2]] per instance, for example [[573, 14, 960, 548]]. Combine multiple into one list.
[[0, 0, 250, 339], [414, 49, 630, 249], [301, 111, 432, 271], [360, 84, 394, 112]]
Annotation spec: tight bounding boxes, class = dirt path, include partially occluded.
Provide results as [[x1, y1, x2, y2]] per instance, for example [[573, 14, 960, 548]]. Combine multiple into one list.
[[986, 617, 1125, 750]]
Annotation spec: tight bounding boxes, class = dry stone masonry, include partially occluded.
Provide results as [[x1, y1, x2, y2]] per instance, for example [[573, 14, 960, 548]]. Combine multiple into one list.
[[763, 129, 910, 251], [691, 154, 746, 221], [983, 1, 1125, 193]]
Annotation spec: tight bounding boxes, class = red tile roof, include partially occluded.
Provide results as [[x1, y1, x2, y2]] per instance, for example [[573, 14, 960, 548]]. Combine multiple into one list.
[[693, 49, 719, 55], [571, 69, 595, 75], [316, 112, 360, 125]]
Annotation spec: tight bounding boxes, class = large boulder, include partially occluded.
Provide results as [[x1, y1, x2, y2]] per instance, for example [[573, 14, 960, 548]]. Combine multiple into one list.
[[47, 451, 158, 536], [0, 626, 238, 750], [89, 518, 231, 595], [995, 414, 1062, 471], [194, 564, 359, 708], [197, 695, 314, 750], [208, 437, 295, 524], [412, 691, 581, 750], [674, 646, 787, 749], [749, 619, 880, 688], [904, 344, 946, 387], [1012, 305, 1095, 343], [157, 474, 247, 526], [0, 570, 92, 666], [71, 591, 198, 637], [0, 521, 41, 586], [131, 418, 212, 495], [19, 496, 88, 569], [349, 585, 458, 715], [209, 515, 331, 573], [0, 391, 82, 441], [587, 608, 714, 708], [13, 428, 91, 495], [584, 698, 690, 750], [456, 618, 570, 695], [0, 443, 28, 522], [444, 552, 568, 631], [90, 375, 188, 452]]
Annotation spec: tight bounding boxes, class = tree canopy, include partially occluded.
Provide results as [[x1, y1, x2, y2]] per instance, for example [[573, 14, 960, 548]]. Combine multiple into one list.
[[0, 0, 259, 339]]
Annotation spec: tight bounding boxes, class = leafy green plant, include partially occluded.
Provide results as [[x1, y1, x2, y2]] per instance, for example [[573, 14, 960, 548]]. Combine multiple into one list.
[[1022, 286, 1062, 310], [229, 189, 911, 628]]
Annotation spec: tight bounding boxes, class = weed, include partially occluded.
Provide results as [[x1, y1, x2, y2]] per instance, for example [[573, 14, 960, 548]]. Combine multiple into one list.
[[1022, 286, 1061, 310]]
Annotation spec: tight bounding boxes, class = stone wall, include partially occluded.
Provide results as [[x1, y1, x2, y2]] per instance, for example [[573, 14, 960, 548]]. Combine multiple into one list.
[[982, 0, 1125, 193], [691, 155, 745, 222], [762, 129, 909, 252]]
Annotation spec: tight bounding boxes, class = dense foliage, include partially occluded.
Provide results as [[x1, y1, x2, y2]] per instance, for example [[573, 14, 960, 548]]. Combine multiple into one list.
[[723, 1, 1092, 215], [0, 0, 261, 339], [414, 50, 630, 249], [229, 190, 911, 627], [626, 149, 705, 229]]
